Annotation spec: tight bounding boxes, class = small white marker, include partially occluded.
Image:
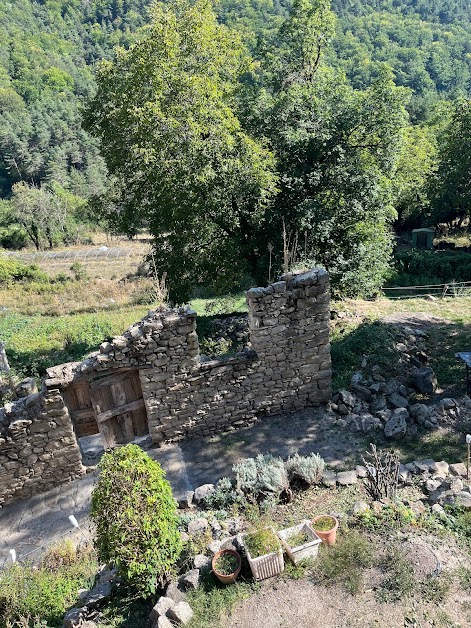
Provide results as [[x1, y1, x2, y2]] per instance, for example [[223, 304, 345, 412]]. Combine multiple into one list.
[[9, 549, 16, 563], [69, 514, 79, 529]]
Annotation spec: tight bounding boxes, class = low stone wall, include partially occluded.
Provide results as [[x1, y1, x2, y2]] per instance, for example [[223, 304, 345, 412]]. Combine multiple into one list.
[[0, 389, 84, 507]]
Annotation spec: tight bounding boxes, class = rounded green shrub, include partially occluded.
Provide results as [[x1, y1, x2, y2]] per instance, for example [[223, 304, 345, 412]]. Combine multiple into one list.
[[91, 444, 182, 597]]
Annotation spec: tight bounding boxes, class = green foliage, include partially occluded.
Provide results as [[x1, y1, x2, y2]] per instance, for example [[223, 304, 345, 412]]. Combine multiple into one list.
[[69, 262, 89, 282], [199, 477, 242, 511], [85, 0, 277, 302], [391, 250, 471, 287], [187, 571, 258, 628], [331, 320, 399, 390], [233, 454, 290, 504], [354, 502, 420, 531], [0, 542, 97, 628], [213, 553, 239, 575], [244, 527, 281, 558], [0, 309, 144, 378], [285, 453, 325, 486], [91, 444, 182, 597], [315, 530, 374, 595], [0, 258, 49, 285]]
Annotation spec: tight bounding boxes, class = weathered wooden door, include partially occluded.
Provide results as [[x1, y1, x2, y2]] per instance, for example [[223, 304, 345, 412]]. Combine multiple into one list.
[[63, 379, 97, 438], [89, 370, 148, 448]]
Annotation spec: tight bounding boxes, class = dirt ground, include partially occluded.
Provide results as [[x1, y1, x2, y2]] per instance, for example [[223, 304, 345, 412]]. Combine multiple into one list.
[[221, 531, 471, 628]]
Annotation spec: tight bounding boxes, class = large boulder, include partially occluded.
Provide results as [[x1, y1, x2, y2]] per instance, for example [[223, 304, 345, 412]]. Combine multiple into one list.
[[411, 367, 437, 395], [384, 408, 408, 439]]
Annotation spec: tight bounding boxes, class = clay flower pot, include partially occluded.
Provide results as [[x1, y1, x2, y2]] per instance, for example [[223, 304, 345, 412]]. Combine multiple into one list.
[[211, 549, 242, 585], [312, 515, 339, 546]]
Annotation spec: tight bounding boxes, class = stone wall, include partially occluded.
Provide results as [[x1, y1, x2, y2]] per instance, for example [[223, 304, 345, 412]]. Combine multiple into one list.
[[142, 268, 331, 442], [1, 268, 331, 506], [0, 388, 84, 506]]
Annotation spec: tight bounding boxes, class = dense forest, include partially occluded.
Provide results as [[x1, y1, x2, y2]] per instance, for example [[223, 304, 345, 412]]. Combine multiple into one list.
[[0, 0, 470, 296]]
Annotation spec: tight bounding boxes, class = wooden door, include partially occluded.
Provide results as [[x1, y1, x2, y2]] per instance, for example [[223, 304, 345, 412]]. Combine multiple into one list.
[[89, 370, 148, 448], [63, 379, 98, 438]]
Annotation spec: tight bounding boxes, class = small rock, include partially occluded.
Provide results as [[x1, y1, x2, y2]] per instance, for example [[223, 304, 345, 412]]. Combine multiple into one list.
[[355, 465, 368, 478], [398, 464, 410, 483], [351, 384, 372, 402], [165, 581, 187, 603], [425, 479, 442, 494], [409, 403, 431, 425], [167, 601, 194, 626], [369, 395, 387, 413], [411, 500, 426, 516], [178, 492, 194, 509], [322, 470, 337, 487], [456, 492, 471, 509], [353, 500, 369, 514], [384, 409, 408, 439], [440, 397, 456, 410], [63, 607, 85, 628], [413, 459, 436, 474], [446, 477, 464, 493], [351, 372, 364, 386], [86, 581, 112, 609], [193, 484, 215, 503], [431, 503, 445, 515], [179, 569, 200, 591], [193, 554, 211, 570], [388, 392, 409, 409], [150, 597, 175, 623], [207, 540, 222, 555], [411, 367, 437, 395], [338, 389, 355, 407], [449, 462, 467, 477], [157, 616, 174, 628], [337, 470, 357, 486], [187, 518, 209, 536], [429, 460, 449, 476], [337, 403, 349, 415]]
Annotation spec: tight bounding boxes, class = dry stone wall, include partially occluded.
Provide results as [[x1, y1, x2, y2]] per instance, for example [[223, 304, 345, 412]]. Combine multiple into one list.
[[0, 389, 84, 506], [1, 268, 331, 506]]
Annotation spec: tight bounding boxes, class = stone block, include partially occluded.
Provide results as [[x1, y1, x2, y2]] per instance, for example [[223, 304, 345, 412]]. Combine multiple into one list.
[[167, 601, 194, 626]]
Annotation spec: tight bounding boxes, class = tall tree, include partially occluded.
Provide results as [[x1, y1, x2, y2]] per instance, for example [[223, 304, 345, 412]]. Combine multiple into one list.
[[247, 0, 409, 296], [85, 0, 277, 302], [430, 100, 471, 228]]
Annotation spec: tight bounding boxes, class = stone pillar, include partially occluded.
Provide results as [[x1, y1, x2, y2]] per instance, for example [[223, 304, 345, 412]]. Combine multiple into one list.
[[247, 268, 331, 412]]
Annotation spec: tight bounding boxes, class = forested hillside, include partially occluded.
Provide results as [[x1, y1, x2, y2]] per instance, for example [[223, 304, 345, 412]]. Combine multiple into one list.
[[0, 0, 470, 257]]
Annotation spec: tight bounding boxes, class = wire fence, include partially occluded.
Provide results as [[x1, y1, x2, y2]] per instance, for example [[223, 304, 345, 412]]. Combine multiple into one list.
[[382, 280, 471, 299], [3, 246, 148, 263]]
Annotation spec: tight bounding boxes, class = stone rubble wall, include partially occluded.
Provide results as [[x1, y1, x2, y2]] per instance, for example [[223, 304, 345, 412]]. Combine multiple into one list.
[[142, 269, 331, 442], [0, 388, 84, 507], [1, 268, 331, 506]]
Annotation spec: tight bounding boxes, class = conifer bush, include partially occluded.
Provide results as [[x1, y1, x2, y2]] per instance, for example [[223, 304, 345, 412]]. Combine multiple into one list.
[[91, 444, 182, 597]]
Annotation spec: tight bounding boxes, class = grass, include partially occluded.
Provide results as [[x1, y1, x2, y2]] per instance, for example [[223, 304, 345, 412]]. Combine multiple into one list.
[[377, 546, 416, 602], [313, 530, 375, 595], [0, 541, 97, 628], [95, 588, 152, 628], [187, 571, 259, 628]]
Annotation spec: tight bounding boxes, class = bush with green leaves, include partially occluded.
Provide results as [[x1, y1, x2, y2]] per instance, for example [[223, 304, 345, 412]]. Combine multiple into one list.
[[285, 453, 325, 486], [233, 454, 290, 504], [199, 477, 242, 510], [0, 258, 49, 285], [90, 444, 182, 597], [0, 541, 96, 627]]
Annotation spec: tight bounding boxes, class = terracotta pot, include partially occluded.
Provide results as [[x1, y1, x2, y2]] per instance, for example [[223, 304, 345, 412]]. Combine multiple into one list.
[[211, 549, 242, 585], [312, 515, 339, 546]]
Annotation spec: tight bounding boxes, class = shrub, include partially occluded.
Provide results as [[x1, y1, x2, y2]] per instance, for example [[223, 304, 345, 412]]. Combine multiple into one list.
[[0, 258, 49, 285], [199, 477, 242, 510], [315, 530, 374, 595], [69, 262, 89, 281], [90, 444, 182, 597], [285, 453, 325, 486], [233, 454, 291, 505], [0, 542, 96, 627]]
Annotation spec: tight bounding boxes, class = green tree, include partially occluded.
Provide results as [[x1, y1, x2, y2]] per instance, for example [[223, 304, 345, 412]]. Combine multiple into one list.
[[247, 0, 409, 296], [84, 0, 277, 302], [430, 100, 471, 228]]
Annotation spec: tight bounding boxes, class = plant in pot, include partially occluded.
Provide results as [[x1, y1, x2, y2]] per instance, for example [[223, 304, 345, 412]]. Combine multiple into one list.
[[312, 515, 339, 546], [243, 527, 284, 581], [277, 521, 321, 564], [211, 549, 242, 585]]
